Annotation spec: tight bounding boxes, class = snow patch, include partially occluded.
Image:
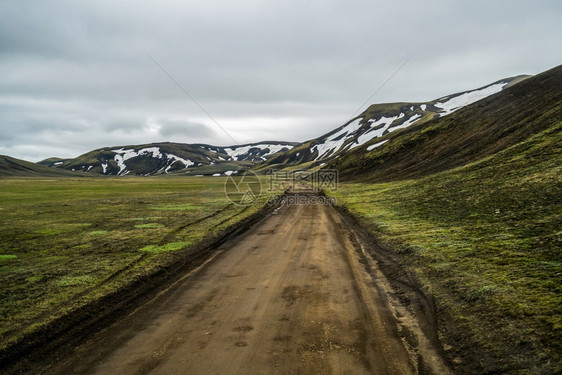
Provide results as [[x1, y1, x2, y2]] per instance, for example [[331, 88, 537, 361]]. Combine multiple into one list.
[[355, 131, 375, 146], [353, 114, 404, 147], [312, 118, 361, 160], [112, 147, 162, 161], [435, 82, 507, 116], [223, 143, 294, 161], [111, 147, 163, 175], [261, 144, 292, 156], [354, 112, 423, 149], [421, 104, 427, 111], [366, 139, 389, 151], [113, 154, 127, 175], [311, 111, 426, 161], [388, 113, 422, 133], [110, 147, 194, 175], [163, 154, 195, 173]]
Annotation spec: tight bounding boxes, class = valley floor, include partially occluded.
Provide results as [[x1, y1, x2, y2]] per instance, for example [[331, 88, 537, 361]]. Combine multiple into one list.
[[10, 192, 449, 375], [0, 177, 271, 364]]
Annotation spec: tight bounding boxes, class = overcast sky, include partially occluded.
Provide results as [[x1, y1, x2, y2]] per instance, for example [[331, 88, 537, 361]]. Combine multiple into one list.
[[1, 0, 561, 161]]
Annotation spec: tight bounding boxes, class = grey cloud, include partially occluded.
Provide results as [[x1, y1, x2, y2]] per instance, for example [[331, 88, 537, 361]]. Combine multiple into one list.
[[0, 0, 561, 161], [156, 119, 215, 139]]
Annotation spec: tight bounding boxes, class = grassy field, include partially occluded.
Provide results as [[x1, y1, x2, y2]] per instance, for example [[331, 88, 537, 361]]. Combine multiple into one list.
[[0, 176, 274, 352], [330, 123, 561, 373]]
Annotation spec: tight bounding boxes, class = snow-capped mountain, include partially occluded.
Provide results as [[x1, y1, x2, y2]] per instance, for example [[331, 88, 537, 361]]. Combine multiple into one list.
[[256, 75, 529, 171], [37, 74, 530, 177], [40, 142, 296, 176], [328, 65, 560, 182]]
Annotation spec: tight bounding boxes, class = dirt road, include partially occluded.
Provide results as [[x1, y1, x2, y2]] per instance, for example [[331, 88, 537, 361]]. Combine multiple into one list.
[[44, 192, 449, 374]]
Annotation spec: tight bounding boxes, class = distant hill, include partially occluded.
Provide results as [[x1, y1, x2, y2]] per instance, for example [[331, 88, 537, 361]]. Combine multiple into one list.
[[39, 141, 297, 176], [254, 75, 529, 172], [37, 157, 71, 167], [0, 155, 84, 177], [328, 65, 561, 182]]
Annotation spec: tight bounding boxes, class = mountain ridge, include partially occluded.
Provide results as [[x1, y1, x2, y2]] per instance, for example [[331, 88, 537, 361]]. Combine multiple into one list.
[[328, 64, 561, 182], [38, 141, 297, 177], [254, 74, 530, 172], [0, 72, 536, 177]]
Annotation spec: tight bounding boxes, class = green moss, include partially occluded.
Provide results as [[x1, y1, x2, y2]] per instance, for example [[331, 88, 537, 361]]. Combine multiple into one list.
[[35, 228, 62, 235], [153, 204, 203, 211], [56, 275, 96, 287], [134, 223, 165, 229], [140, 241, 192, 253]]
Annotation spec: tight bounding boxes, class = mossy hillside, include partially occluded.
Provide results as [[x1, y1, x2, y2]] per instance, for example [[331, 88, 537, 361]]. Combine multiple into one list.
[[331, 122, 561, 373]]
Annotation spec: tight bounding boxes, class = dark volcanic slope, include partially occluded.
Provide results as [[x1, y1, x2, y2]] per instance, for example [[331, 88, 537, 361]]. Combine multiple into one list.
[[255, 75, 528, 173], [329, 65, 561, 182]]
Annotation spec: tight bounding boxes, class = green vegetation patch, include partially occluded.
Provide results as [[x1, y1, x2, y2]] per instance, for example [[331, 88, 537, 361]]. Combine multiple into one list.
[[153, 204, 203, 211], [140, 241, 192, 253], [56, 275, 95, 287], [134, 223, 165, 229], [0, 255, 18, 261], [88, 230, 108, 236], [34, 228, 62, 235]]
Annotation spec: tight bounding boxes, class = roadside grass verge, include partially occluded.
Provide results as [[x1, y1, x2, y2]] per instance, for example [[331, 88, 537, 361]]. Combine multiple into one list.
[[330, 123, 561, 373], [140, 242, 192, 253], [0, 176, 275, 354]]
